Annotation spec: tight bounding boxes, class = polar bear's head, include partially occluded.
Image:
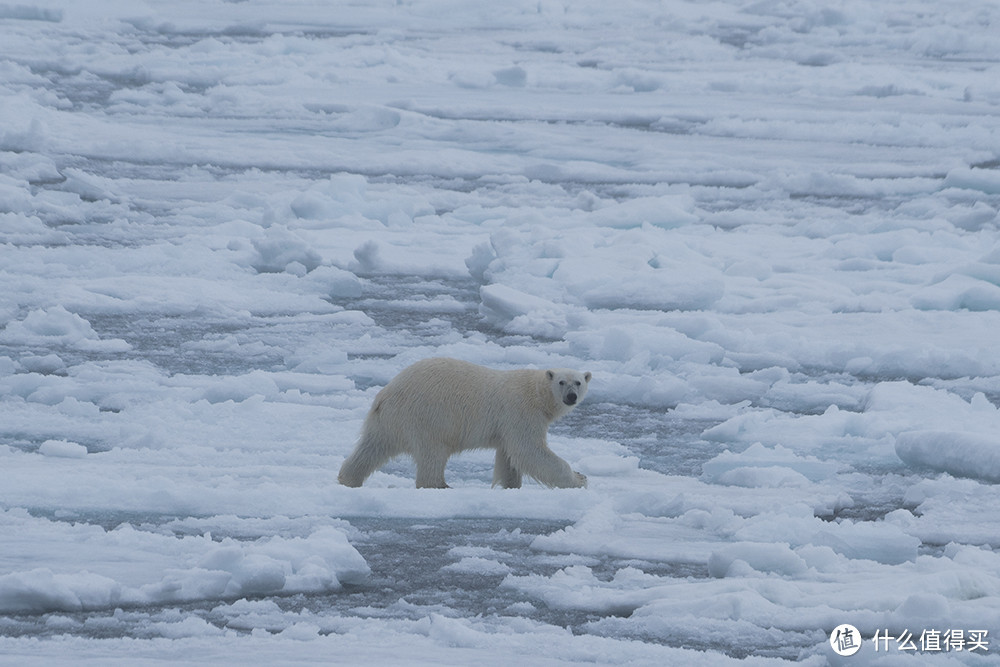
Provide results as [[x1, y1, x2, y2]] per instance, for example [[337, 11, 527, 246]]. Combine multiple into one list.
[[546, 368, 592, 409]]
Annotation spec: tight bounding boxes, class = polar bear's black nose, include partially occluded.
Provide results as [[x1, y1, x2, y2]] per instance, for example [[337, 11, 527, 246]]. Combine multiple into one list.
[[565, 392, 577, 405]]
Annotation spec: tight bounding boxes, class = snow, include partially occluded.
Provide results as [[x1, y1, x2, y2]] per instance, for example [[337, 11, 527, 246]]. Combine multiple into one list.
[[37, 439, 88, 459], [2, 0, 1000, 663]]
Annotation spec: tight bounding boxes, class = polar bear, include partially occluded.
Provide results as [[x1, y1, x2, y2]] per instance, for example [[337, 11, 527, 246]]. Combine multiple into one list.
[[338, 358, 591, 489]]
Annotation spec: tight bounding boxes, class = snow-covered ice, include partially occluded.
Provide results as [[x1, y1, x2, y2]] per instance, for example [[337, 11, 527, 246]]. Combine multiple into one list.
[[2, 0, 1000, 663]]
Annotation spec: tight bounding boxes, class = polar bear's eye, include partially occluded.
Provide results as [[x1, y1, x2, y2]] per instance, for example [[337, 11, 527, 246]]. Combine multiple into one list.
[[559, 380, 566, 386]]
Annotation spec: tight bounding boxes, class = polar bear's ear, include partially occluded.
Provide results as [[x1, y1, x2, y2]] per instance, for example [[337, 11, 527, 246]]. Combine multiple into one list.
[[584, 372, 592, 383], [546, 370, 554, 380]]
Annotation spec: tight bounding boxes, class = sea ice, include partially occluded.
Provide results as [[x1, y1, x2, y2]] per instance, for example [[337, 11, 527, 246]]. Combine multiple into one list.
[[2, 0, 1000, 663]]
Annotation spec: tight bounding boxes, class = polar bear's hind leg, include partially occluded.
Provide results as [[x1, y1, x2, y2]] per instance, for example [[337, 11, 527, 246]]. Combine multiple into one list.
[[338, 428, 396, 487], [415, 448, 450, 488]]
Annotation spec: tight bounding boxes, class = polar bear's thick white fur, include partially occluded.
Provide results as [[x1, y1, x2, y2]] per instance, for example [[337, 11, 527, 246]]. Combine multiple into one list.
[[338, 357, 591, 489]]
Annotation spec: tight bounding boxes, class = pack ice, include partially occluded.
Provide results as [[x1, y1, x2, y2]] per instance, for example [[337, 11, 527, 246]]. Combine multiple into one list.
[[1, 0, 999, 664]]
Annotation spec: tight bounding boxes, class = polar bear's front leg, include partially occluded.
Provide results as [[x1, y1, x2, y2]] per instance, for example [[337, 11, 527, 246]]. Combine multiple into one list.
[[509, 436, 587, 489], [493, 450, 523, 488]]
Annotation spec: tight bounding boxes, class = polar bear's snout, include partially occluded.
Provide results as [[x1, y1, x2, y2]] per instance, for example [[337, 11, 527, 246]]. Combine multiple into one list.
[[564, 392, 578, 406]]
